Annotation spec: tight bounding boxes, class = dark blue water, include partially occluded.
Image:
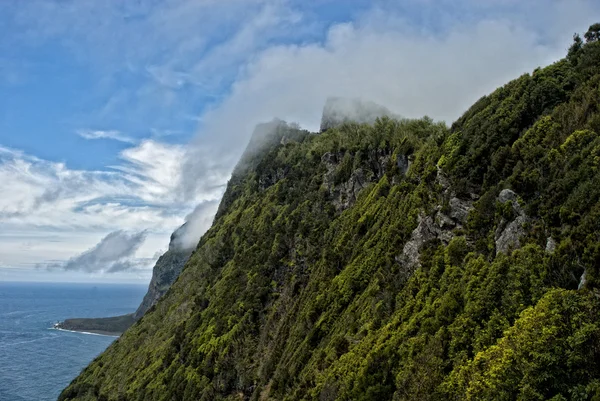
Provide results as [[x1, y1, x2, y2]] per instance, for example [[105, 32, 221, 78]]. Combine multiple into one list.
[[0, 282, 146, 401]]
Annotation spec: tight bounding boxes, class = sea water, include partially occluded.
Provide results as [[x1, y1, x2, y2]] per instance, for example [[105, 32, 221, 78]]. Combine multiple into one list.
[[0, 281, 146, 401]]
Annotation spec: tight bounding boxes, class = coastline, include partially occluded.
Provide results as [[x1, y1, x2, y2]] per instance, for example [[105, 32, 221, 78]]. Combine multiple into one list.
[[51, 327, 120, 337]]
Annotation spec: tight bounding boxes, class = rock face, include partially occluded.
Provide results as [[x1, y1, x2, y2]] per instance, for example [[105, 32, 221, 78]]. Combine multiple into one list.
[[133, 228, 193, 320], [321, 150, 408, 212], [546, 237, 557, 254], [321, 151, 371, 212], [579, 269, 587, 290], [495, 189, 530, 255], [398, 168, 473, 270]]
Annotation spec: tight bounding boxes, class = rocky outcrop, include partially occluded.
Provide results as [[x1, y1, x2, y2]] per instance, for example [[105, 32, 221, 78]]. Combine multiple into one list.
[[321, 150, 408, 212], [398, 196, 472, 270], [133, 234, 193, 320], [397, 154, 411, 176], [321, 151, 371, 211], [546, 237, 557, 254], [398, 168, 473, 270], [495, 189, 530, 255], [578, 269, 587, 290]]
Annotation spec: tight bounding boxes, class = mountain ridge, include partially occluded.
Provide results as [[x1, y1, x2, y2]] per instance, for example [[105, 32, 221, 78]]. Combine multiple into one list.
[[60, 24, 600, 401]]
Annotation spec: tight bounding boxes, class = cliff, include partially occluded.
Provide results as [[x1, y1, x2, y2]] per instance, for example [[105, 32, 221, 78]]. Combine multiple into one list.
[[133, 226, 194, 320], [56, 226, 193, 334], [60, 26, 600, 401]]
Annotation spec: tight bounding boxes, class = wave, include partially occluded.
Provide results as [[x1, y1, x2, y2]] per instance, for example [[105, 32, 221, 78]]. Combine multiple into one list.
[[50, 327, 119, 338], [0, 335, 54, 350]]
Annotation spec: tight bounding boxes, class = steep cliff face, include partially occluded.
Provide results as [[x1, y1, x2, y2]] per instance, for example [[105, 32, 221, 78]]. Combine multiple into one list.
[[133, 227, 194, 320], [61, 27, 600, 401], [56, 225, 193, 334]]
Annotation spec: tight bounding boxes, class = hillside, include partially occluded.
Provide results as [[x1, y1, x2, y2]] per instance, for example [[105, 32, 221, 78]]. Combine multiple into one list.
[[60, 25, 600, 401]]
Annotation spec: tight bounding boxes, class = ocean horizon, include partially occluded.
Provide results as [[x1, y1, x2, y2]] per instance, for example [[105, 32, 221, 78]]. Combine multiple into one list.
[[0, 281, 146, 401]]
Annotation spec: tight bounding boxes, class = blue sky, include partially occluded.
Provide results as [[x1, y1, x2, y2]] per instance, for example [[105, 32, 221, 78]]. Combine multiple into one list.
[[1, 0, 599, 283]]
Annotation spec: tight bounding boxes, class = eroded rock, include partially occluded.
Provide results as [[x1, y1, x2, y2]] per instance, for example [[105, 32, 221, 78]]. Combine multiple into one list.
[[449, 197, 471, 224], [397, 154, 411, 176], [579, 269, 587, 290], [546, 237, 557, 254], [495, 189, 529, 255], [321, 150, 394, 212]]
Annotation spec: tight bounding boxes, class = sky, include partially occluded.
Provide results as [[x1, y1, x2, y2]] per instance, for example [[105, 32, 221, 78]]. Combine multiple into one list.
[[0, 0, 599, 283]]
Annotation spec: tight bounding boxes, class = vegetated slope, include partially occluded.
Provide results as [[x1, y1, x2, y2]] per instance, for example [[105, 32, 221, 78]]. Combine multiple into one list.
[[57, 314, 136, 336], [61, 25, 600, 401]]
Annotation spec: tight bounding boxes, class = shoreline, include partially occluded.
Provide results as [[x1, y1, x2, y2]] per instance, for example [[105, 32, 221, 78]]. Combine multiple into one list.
[[51, 327, 121, 337]]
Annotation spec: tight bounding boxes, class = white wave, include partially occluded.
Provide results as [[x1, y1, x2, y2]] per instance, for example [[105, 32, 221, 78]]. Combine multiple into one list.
[[50, 327, 119, 338], [0, 336, 53, 349]]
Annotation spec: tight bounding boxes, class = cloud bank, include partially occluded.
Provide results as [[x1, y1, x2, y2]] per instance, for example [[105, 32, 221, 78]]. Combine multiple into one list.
[[51, 230, 148, 273]]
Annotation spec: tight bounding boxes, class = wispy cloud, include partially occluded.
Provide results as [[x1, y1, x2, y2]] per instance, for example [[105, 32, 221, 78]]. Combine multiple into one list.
[[77, 129, 136, 144], [46, 230, 149, 273], [170, 200, 220, 251]]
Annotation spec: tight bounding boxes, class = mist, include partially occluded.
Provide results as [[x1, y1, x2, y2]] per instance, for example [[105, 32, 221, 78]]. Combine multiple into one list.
[[170, 3, 599, 252], [170, 200, 220, 251]]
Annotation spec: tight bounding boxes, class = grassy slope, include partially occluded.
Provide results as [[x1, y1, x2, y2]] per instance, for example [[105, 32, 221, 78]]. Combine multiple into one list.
[[60, 29, 600, 401]]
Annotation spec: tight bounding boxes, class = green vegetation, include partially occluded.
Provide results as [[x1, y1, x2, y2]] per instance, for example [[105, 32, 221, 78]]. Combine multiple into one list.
[[61, 25, 600, 401], [58, 314, 136, 335]]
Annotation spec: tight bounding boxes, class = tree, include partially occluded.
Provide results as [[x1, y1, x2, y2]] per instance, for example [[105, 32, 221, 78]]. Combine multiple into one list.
[[567, 34, 583, 62], [584, 23, 600, 42]]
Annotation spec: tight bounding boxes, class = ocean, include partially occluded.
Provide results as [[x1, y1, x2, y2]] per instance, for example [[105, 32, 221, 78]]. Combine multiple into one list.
[[0, 281, 146, 401]]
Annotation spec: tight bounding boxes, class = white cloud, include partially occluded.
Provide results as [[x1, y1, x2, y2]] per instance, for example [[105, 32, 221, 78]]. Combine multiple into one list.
[[48, 230, 149, 273], [77, 129, 136, 144], [170, 200, 220, 251], [0, 140, 224, 273]]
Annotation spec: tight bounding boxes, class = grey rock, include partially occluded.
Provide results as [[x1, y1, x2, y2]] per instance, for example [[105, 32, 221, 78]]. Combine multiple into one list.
[[495, 215, 529, 255], [400, 205, 469, 270], [134, 228, 193, 320], [498, 188, 518, 204], [546, 237, 557, 254], [449, 197, 472, 224], [258, 167, 287, 190], [435, 166, 451, 192], [579, 269, 587, 290], [435, 211, 456, 229], [400, 215, 439, 269], [495, 189, 530, 255], [330, 168, 370, 211], [397, 154, 411, 176], [321, 150, 392, 212], [498, 188, 524, 216]]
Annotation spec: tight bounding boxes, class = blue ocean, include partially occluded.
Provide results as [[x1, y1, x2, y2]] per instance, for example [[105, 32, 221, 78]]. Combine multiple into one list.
[[0, 282, 146, 401]]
